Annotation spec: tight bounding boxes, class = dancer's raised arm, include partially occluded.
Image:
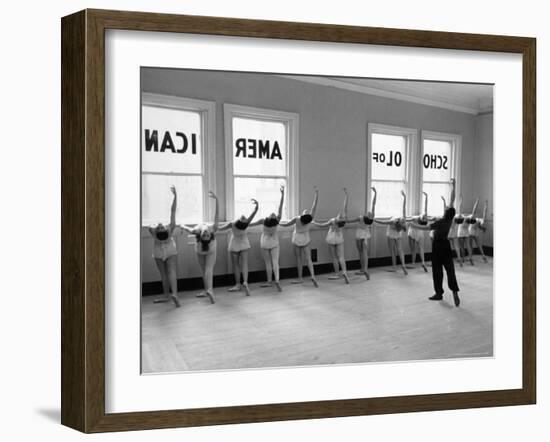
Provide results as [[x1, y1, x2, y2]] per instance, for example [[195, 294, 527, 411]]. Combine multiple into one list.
[[210, 191, 219, 232], [401, 190, 407, 219], [449, 178, 456, 208], [371, 186, 377, 218], [339, 187, 349, 219], [482, 199, 488, 221], [310, 186, 319, 218], [246, 199, 259, 224], [169, 185, 177, 231], [457, 194, 463, 215], [441, 195, 447, 215], [471, 197, 480, 217], [423, 191, 428, 217], [277, 186, 285, 220]]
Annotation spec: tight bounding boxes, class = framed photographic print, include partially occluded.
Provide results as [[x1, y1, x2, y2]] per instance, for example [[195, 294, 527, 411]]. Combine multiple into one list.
[[61, 9, 536, 433]]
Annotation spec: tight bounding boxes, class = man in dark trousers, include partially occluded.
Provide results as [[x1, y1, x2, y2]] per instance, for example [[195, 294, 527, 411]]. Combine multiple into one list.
[[412, 179, 460, 307]]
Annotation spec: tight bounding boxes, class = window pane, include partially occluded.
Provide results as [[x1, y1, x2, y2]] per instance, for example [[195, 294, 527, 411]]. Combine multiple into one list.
[[422, 182, 451, 217], [233, 177, 288, 220], [142, 174, 203, 225], [422, 139, 452, 182], [232, 117, 287, 176], [371, 180, 406, 218], [142, 105, 203, 174], [371, 133, 406, 181]]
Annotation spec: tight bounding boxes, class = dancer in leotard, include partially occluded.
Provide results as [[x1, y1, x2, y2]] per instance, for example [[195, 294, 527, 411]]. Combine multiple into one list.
[[218, 199, 259, 296], [375, 190, 408, 275], [455, 195, 474, 265], [350, 187, 377, 280], [468, 199, 489, 263], [406, 191, 429, 272], [147, 185, 181, 307], [181, 191, 219, 304], [279, 187, 319, 287], [249, 186, 285, 292], [314, 188, 353, 284]]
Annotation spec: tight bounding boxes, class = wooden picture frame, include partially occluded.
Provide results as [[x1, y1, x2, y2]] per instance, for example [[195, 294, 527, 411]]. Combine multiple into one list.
[[61, 9, 536, 433]]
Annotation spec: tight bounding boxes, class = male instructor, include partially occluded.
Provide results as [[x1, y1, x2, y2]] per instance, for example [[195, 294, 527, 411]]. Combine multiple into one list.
[[412, 178, 460, 307]]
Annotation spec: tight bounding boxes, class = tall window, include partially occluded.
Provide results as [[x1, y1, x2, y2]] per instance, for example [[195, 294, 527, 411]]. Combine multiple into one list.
[[141, 93, 215, 226], [421, 131, 461, 217], [368, 124, 417, 218], [224, 104, 299, 221]]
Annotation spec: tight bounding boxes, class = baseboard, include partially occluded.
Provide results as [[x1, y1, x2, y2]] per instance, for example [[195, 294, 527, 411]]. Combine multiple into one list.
[[142, 246, 492, 296]]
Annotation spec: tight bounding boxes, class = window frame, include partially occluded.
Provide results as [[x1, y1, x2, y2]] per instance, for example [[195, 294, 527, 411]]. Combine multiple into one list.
[[420, 130, 462, 215], [141, 92, 216, 225], [223, 103, 299, 221], [367, 123, 419, 217]]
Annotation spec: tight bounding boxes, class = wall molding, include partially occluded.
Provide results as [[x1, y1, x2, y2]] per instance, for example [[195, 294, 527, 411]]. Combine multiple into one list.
[[278, 75, 491, 115]]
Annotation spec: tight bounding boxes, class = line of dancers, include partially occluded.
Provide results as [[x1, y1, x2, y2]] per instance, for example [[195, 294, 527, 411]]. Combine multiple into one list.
[[147, 179, 489, 307]]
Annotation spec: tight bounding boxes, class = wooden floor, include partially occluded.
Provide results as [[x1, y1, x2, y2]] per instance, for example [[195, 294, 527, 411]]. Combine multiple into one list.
[[142, 257, 493, 373]]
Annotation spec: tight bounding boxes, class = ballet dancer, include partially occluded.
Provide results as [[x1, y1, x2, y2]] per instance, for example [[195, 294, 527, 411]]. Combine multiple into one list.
[[147, 185, 181, 308], [249, 186, 285, 292], [218, 199, 259, 296], [313, 188, 352, 284], [411, 178, 460, 306], [181, 191, 219, 304], [375, 190, 408, 275], [406, 191, 429, 272], [351, 186, 377, 280], [279, 187, 319, 287], [468, 199, 489, 263], [455, 195, 474, 265]]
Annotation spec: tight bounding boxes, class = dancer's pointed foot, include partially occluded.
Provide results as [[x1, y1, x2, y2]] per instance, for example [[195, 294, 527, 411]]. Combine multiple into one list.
[[422, 264, 428, 273], [311, 277, 319, 288], [243, 283, 251, 296], [402, 266, 408, 275], [153, 297, 169, 304], [228, 285, 242, 292], [343, 273, 350, 284], [275, 281, 282, 292], [170, 294, 181, 308], [206, 291, 215, 304], [365, 271, 370, 280]]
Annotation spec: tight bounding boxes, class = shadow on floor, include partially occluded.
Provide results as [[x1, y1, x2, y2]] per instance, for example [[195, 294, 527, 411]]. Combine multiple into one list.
[[35, 408, 60, 423]]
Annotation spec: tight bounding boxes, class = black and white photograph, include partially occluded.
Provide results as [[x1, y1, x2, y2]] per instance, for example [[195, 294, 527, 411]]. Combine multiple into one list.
[[140, 68, 494, 374]]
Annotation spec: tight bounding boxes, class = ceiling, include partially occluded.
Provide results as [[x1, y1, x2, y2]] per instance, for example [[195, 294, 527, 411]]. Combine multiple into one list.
[[280, 75, 493, 115]]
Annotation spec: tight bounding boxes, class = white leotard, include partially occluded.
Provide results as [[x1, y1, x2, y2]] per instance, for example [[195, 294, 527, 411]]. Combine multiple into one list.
[[260, 223, 280, 249], [355, 216, 373, 241], [407, 223, 425, 242], [151, 226, 179, 261], [326, 218, 345, 245], [468, 218, 485, 237], [228, 223, 251, 252], [386, 217, 404, 239], [292, 218, 312, 247]]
